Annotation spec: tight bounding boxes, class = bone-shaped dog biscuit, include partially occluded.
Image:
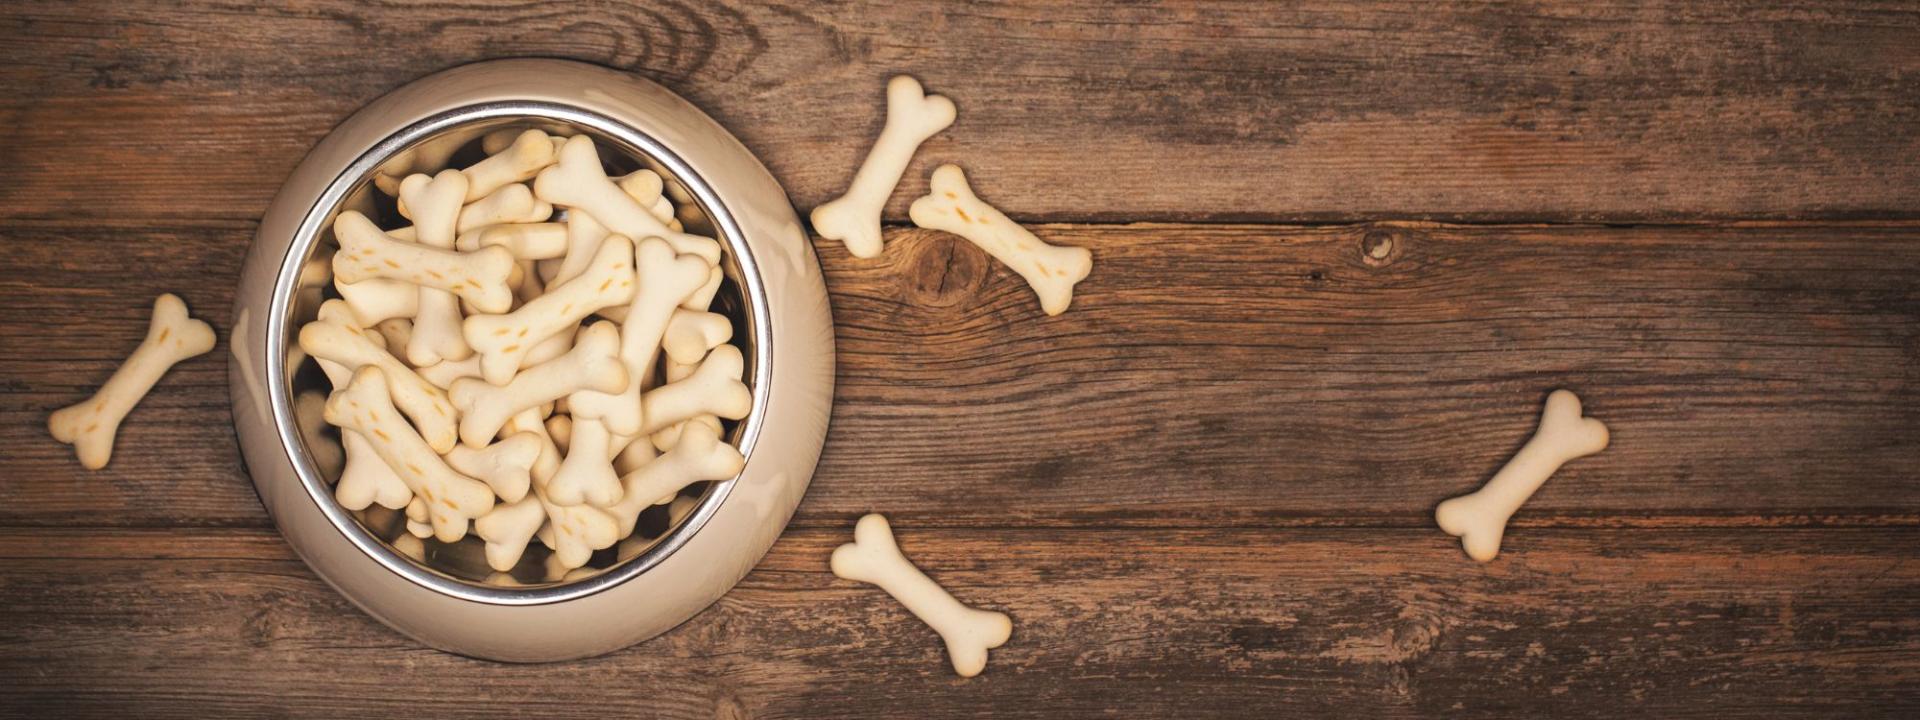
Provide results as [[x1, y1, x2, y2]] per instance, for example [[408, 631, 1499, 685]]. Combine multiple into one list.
[[640, 343, 751, 435], [832, 513, 1012, 677], [455, 222, 568, 260], [373, 318, 412, 355], [457, 183, 552, 234], [298, 319, 459, 453], [812, 75, 957, 258], [610, 420, 743, 536], [336, 429, 413, 511], [443, 431, 540, 504], [463, 235, 637, 385], [396, 171, 472, 366], [609, 421, 741, 536], [910, 165, 1092, 316], [331, 211, 515, 313], [462, 129, 556, 201], [661, 309, 733, 365], [617, 169, 664, 209], [683, 265, 723, 312], [49, 294, 216, 469], [533, 135, 721, 262], [308, 309, 412, 511], [403, 496, 433, 539], [415, 354, 482, 390], [396, 171, 464, 255], [1435, 389, 1610, 562], [324, 367, 495, 542], [472, 410, 563, 570], [539, 502, 619, 569], [502, 409, 620, 569], [650, 413, 722, 453], [617, 171, 682, 232], [550, 207, 610, 288], [649, 353, 715, 451], [473, 496, 546, 572], [335, 277, 418, 327], [567, 238, 710, 436], [450, 321, 628, 447], [547, 416, 624, 507]]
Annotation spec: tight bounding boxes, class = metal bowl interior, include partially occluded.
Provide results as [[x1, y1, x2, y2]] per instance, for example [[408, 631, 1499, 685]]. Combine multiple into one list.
[[282, 109, 761, 596]]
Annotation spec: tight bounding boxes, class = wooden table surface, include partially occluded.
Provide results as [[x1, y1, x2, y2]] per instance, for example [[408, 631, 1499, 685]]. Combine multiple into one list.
[[3, 2, 1918, 717]]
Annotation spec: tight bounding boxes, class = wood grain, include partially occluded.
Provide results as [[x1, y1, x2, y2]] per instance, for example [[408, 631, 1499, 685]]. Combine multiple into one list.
[[2, 222, 1915, 529], [5, 2, 1920, 713], [1, 527, 1915, 718], [3, 1, 1919, 222]]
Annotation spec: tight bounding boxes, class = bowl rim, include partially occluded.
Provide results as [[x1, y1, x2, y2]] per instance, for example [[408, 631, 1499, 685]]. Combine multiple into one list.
[[266, 102, 774, 605]]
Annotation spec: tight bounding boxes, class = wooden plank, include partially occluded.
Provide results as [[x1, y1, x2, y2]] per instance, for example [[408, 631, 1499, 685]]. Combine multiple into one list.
[[2, 222, 1915, 529], [4, 1, 1920, 222], [0, 527, 1915, 717]]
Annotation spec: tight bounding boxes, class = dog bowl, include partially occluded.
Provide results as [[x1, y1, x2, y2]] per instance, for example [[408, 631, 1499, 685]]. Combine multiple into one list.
[[229, 59, 834, 661]]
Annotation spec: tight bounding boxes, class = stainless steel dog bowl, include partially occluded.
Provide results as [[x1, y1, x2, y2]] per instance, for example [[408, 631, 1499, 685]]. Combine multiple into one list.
[[230, 59, 834, 661]]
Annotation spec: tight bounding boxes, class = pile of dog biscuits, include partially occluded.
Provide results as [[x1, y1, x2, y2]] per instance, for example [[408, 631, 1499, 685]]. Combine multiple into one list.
[[301, 129, 748, 575]]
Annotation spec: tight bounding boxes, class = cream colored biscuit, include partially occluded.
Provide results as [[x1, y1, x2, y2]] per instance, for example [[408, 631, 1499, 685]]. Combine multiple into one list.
[[568, 238, 710, 436], [443, 431, 541, 504], [507, 409, 620, 569], [1435, 390, 1609, 562], [661, 309, 732, 365], [533, 135, 720, 262], [404, 496, 433, 539], [640, 344, 750, 435], [547, 416, 624, 507], [909, 165, 1092, 316], [609, 420, 743, 537], [323, 367, 495, 542], [682, 265, 723, 311], [331, 211, 515, 313], [482, 127, 568, 156], [298, 319, 459, 453], [396, 171, 473, 365], [450, 321, 628, 447], [335, 276, 419, 327], [650, 414, 722, 453], [463, 235, 637, 385], [473, 495, 546, 572], [812, 76, 956, 258], [551, 206, 609, 287], [309, 312, 412, 512], [48, 294, 216, 469], [373, 318, 413, 355], [415, 354, 482, 390], [455, 222, 568, 260], [832, 514, 1012, 677], [457, 183, 552, 234], [336, 429, 413, 512], [462, 129, 556, 201]]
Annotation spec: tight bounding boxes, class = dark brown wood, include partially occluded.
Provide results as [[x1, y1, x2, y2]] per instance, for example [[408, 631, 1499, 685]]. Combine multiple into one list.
[[5, 2, 1920, 715], [1, 527, 1916, 718], [3, 1, 1920, 223], [4, 222, 1915, 529]]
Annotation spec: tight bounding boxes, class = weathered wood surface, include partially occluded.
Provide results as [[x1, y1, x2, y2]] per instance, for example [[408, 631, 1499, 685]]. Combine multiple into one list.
[[3, 1, 1920, 222], [2, 528, 1917, 718], [3, 223, 1915, 529], [4, 1, 1920, 716]]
